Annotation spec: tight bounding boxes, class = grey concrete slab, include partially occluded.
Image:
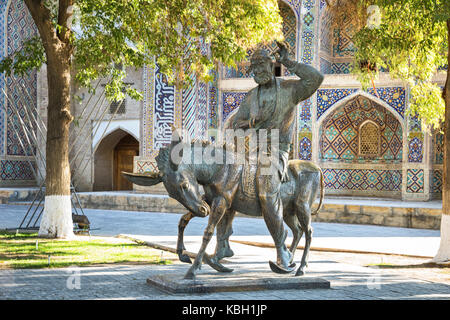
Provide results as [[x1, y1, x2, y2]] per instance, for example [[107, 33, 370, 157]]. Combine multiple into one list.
[[147, 273, 330, 294]]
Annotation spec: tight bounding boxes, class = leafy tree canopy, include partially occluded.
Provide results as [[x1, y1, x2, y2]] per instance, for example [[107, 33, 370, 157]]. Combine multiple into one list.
[[0, 0, 283, 102], [350, 0, 450, 131]]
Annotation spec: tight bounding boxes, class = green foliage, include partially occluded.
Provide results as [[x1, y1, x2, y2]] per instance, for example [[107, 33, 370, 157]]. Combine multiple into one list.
[[0, 0, 283, 103], [0, 36, 45, 77], [352, 0, 449, 131]]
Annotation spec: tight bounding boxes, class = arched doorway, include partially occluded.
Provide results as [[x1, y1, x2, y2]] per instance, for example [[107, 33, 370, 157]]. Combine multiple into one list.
[[113, 135, 139, 190], [93, 129, 139, 191]]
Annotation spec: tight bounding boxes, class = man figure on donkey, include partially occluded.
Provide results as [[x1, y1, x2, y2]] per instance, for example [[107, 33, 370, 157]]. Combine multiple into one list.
[[221, 41, 324, 272]]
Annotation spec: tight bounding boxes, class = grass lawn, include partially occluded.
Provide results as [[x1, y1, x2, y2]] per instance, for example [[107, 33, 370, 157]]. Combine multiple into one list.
[[0, 231, 173, 269]]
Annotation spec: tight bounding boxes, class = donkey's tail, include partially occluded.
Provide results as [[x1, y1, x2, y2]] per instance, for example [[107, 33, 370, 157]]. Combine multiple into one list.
[[312, 167, 324, 215]]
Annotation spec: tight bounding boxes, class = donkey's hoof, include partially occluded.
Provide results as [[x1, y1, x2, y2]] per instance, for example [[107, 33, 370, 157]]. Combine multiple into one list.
[[178, 253, 192, 264], [295, 268, 305, 276], [269, 261, 295, 274], [184, 270, 196, 280], [204, 255, 234, 273]]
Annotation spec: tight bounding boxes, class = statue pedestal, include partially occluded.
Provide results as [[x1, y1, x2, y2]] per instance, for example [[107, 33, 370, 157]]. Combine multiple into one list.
[[147, 272, 330, 294]]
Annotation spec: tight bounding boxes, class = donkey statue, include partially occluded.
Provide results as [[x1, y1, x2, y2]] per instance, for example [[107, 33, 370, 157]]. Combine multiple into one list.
[[123, 133, 323, 279]]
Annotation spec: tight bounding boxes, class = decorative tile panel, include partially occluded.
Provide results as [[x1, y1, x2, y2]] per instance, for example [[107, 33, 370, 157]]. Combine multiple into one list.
[[154, 65, 175, 149], [320, 96, 402, 162], [208, 70, 218, 131], [0, 1, 9, 155], [323, 168, 402, 192], [299, 136, 312, 160], [433, 132, 443, 165], [406, 169, 424, 193], [317, 87, 406, 120], [432, 169, 442, 194], [366, 87, 406, 118], [407, 136, 423, 163], [222, 92, 247, 121], [0, 159, 35, 180], [317, 88, 358, 119], [5, 0, 38, 156]]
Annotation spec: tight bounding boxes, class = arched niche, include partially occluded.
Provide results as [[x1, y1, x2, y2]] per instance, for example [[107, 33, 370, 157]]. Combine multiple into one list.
[[93, 129, 139, 191], [319, 95, 403, 162]]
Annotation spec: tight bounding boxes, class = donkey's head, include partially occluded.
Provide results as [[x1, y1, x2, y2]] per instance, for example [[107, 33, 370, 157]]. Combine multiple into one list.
[[122, 128, 210, 217]]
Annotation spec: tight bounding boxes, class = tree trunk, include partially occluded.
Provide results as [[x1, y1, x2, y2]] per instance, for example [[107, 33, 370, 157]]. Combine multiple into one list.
[[24, 0, 75, 238], [432, 19, 450, 263], [38, 49, 74, 238]]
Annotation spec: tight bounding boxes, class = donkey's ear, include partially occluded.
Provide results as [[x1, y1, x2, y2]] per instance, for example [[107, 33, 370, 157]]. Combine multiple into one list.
[[121, 171, 163, 186]]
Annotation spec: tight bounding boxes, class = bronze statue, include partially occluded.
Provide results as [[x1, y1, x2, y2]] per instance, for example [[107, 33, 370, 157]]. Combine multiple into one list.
[[123, 41, 325, 279], [223, 41, 324, 274], [123, 137, 323, 278]]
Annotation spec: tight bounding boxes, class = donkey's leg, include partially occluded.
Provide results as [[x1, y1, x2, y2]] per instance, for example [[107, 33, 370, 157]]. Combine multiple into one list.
[[184, 198, 228, 280], [176, 212, 194, 263], [202, 209, 236, 273], [260, 194, 294, 273], [214, 209, 236, 260], [295, 203, 313, 276], [283, 212, 303, 264]]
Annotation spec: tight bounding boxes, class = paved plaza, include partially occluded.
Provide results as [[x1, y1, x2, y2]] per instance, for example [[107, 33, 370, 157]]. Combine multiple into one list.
[[0, 204, 449, 300]]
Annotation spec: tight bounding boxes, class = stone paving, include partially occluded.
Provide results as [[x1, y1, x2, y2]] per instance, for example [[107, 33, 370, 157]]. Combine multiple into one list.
[[0, 204, 449, 300]]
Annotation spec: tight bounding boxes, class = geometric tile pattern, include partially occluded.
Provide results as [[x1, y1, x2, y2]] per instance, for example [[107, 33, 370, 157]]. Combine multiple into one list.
[[298, 136, 312, 160], [317, 88, 358, 118], [142, 65, 155, 158], [317, 87, 406, 120], [143, 63, 183, 159], [432, 169, 443, 194], [333, 13, 356, 58], [298, 97, 313, 160], [433, 132, 443, 164], [320, 96, 403, 161], [320, 57, 332, 74], [208, 70, 218, 130], [407, 114, 424, 163], [406, 169, 424, 193], [154, 65, 175, 149], [0, 1, 9, 155], [319, 59, 351, 74], [319, 5, 333, 56], [323, 168, 402, 192], [197, 81, 208, 138], [222, 92, 248, 121], [0, 159, 35, 180], [366, 87, 406, 118], [182, 74, 198, 139], [300, 0, 317, 65], [5, 0, 38, 156], [407, 136, 423, 163], [331, 62, 351, 74]]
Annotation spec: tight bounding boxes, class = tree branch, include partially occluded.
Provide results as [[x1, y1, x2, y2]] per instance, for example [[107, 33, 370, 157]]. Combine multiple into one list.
[[57, 0, 74, 43], [24, 0, 60, 50]]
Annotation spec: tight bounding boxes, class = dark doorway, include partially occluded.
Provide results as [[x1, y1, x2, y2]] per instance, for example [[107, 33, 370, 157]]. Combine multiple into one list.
[[113, 134, 139, 190]]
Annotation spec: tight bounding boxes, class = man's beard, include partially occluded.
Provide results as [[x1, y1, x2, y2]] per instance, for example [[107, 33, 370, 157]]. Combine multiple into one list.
[[254, 72, 272, 84]]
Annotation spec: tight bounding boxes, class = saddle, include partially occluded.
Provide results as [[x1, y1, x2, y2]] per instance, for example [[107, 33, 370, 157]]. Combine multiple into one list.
[[240, 164, 258, 199]]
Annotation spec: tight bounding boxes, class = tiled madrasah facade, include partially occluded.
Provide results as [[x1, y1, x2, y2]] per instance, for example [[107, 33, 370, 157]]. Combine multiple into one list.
[[0, 0, 446, 203]]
